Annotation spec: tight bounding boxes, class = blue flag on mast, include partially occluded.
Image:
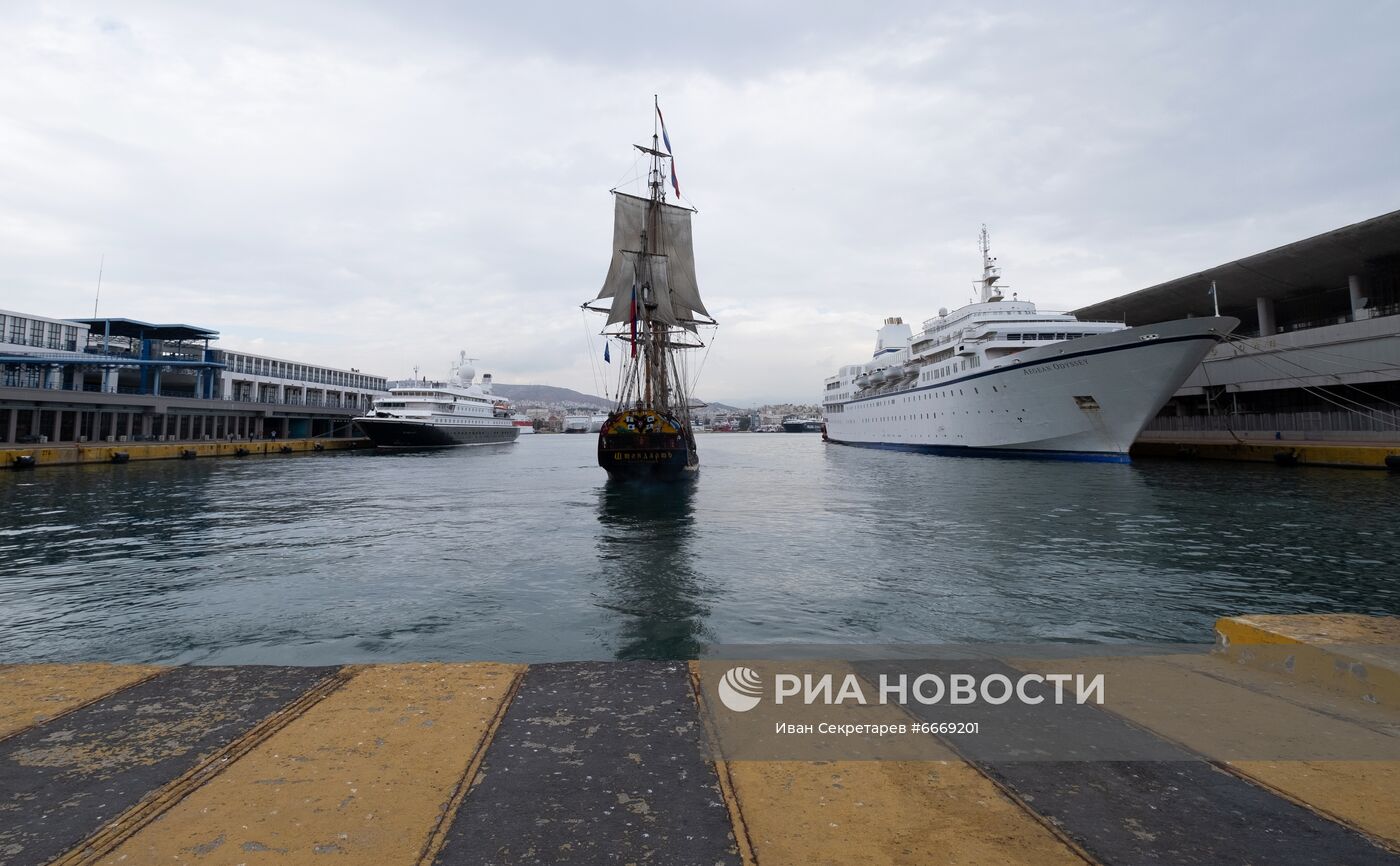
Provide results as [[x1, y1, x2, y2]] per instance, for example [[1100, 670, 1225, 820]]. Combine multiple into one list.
[[604, 340, 611, 364]]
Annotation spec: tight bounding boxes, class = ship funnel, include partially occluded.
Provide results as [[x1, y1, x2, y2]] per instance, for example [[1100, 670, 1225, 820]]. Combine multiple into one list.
[[481, 373, 493, 394], [874, 318, 913, 357]]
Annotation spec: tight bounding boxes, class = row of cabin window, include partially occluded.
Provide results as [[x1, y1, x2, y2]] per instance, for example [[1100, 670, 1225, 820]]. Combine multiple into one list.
[[920, 356, 980, 383], [1003, 332, 1084, 341]]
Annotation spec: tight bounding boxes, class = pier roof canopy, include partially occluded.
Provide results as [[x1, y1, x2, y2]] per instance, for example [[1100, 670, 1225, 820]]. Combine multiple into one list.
[[70, 318, 219, 342], [1073, 209, 1400, 326]]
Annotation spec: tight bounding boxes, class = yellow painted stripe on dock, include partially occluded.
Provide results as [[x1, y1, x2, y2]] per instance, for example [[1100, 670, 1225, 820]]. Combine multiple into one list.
[[1216, 614, 1400, 708], [1132, 439, 1400, 468], [1164, 651, 1400, 742], [723, 760, 1091, 866], [94, 662, 523, 866], [0, 663, 160, 740], [1218, 613, 1400, 647], [1215, 615, 1307, 647], [1015, 654, 1400, 850], [0, 437, 367, 467]]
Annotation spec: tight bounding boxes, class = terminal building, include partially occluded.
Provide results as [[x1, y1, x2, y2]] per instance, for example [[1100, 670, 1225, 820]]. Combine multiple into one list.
[[0, 310, 387, 445], [1074, 209, 1400, 444]]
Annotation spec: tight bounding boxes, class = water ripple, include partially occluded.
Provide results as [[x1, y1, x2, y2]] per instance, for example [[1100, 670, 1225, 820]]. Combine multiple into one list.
[[2, 437, 1398, 663]]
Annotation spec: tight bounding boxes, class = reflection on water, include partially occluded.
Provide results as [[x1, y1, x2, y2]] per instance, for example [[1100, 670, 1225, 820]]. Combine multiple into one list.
[[593, 480, 711, 660], [1, 435, 1398, 664]]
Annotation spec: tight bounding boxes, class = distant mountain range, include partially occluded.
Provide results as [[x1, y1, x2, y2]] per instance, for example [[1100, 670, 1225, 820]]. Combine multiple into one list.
[[490, 384, 611, 408], [492, 383, 744, 413]]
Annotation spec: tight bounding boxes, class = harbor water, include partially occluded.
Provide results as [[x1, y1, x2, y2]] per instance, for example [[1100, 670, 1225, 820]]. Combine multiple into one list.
[[2, 435, 1398, 665]]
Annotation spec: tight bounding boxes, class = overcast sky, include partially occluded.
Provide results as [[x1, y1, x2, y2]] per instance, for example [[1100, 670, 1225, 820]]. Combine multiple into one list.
[[3, 2, 1398, 403]]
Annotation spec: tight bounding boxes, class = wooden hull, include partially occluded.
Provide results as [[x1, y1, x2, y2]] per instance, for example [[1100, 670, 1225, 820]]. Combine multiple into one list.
[[596, 409, 698, 481]]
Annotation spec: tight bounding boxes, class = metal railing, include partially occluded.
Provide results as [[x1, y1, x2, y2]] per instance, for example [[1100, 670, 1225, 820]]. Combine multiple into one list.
[[225, 365, 386, 391], [1145, 409, 1400, 435]]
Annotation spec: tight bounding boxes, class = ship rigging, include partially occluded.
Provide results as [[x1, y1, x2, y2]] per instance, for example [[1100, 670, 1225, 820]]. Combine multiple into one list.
[[583, 99, 717, 480]]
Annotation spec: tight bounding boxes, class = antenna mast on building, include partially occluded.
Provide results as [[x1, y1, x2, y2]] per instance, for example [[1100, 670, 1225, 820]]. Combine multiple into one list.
[[92, 254, 105, 317]]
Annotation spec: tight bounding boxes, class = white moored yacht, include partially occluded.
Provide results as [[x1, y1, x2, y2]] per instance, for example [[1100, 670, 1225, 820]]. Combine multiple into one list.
[[354, 353, 520, 448], [562, 411, 609, 433], [822, 228, 1238, 462]]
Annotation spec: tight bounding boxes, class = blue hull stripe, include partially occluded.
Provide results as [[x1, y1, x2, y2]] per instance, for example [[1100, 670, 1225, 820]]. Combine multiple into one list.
[[827, 438, 1132, 463]]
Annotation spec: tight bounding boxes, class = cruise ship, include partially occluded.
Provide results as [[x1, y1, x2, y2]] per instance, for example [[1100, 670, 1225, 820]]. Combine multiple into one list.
[[822, 229, 1238, 461], [354, 353, 520, 448]]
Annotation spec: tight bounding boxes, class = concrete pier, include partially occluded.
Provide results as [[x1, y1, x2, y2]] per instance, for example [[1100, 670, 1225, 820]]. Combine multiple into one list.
[[1, 615, 1397, 865], [2, 436, 368, 469], [1133, 435, 1400, 469]]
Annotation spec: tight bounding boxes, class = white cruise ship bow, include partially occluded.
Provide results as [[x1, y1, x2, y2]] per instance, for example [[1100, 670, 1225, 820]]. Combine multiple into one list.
[[822, 229, 1238, 462]]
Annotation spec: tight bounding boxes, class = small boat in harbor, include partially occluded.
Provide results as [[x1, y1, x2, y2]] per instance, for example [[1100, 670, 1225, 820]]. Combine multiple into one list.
[[562, 413, 606, 433], [781, 416, 823, 433], [583, 99, 717, 481], [354, 353, 520, 448]]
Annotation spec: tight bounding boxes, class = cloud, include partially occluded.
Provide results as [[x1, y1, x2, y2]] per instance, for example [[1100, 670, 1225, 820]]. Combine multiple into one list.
[[1, 2, 1397, 403]]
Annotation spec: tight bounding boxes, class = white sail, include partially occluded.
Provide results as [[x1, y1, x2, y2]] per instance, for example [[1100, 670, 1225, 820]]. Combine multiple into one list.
[[655, 199, 708, 319], [599, 194, 646, 299], [605, 252, 678, 326], [597, 193, 708, 322]]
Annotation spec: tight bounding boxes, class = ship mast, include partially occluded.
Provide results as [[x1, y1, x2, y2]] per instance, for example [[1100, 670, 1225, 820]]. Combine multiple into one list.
[[639, 95, 669, 413], [589, 100, 713, 424], [646, 101, 661, 408], [978, 224, 1005, 303]]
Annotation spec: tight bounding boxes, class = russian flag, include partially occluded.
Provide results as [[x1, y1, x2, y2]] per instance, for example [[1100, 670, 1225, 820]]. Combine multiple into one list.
[[656, 105, 680, 199]]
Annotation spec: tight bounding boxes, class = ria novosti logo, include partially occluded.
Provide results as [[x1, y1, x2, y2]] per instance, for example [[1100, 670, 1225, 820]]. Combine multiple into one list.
[[713, 667, 1106, 712], [717, 666, 764, 712]]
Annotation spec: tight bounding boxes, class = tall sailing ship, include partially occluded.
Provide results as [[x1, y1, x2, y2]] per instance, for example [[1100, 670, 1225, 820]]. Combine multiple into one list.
[[584, 101, 716, 481]]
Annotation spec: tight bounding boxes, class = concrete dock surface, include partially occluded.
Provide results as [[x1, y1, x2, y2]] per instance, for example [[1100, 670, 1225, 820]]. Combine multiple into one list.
[[2, 615, 1398, 865], [2, 437, 367, 468], [1132, 435, 1400, 469]]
